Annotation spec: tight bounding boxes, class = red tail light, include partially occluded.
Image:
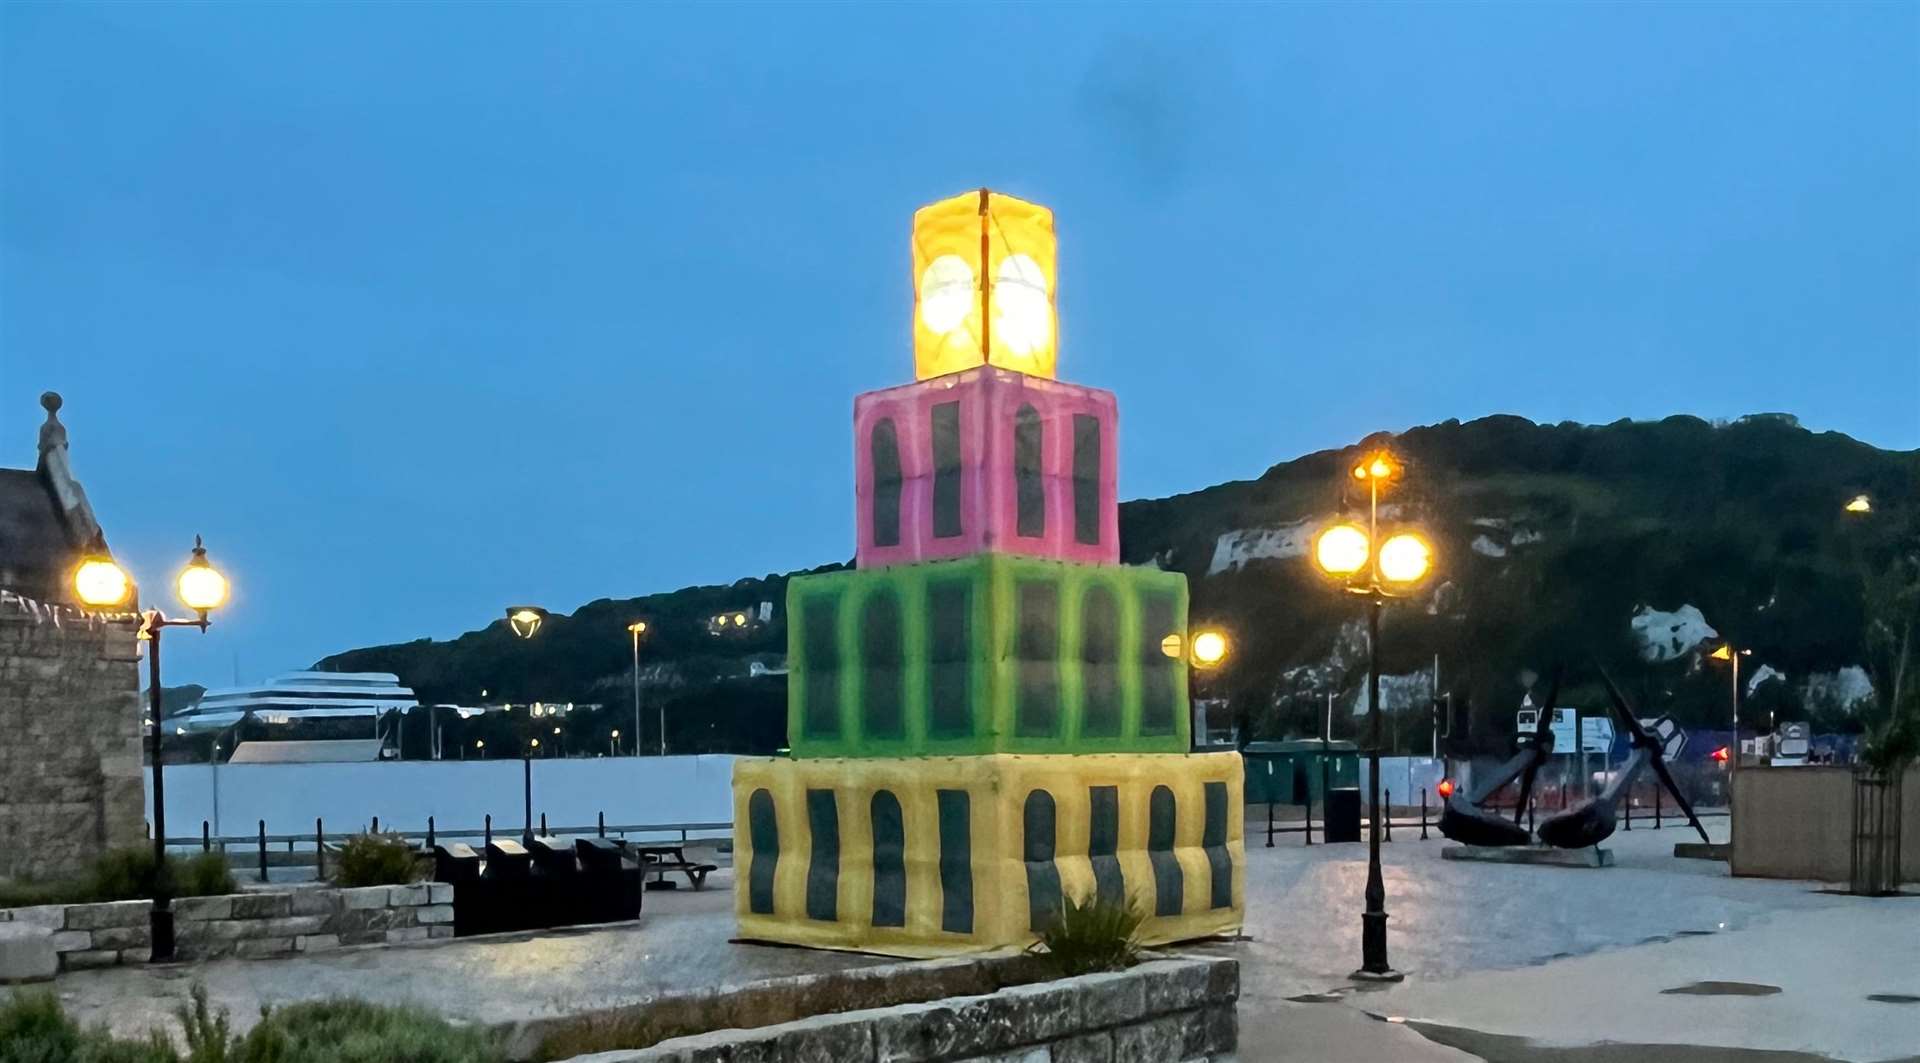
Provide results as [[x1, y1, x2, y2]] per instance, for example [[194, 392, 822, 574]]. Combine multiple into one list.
[[1711, 746, 1731, 762], [1436, 779, 1456, 798]]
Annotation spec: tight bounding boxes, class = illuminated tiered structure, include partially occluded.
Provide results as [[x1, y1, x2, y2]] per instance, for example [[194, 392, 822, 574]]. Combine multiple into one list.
[[733, 190, 1243, 956]]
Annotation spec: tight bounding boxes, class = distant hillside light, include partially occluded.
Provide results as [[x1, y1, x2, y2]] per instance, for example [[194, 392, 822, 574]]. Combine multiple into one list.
[[175, 536, 229, 616], [913, 189, 1057, 381], [74, 554, 132, 608], [1845, 494, 1872, 514], [1314, 524, 1370, 578], [1377, 533, 1433, 585]]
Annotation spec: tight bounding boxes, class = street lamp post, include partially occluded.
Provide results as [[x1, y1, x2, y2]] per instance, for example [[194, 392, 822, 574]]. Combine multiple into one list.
[[74, 536, 230, 964], [1312, 453, 1434, 983], [1709, 642, 1752, 838], [506, 607, 548, 842], [627, 620, 650, 756]]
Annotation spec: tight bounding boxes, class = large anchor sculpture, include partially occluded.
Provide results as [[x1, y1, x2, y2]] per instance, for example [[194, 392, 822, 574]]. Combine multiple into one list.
[[1438, 667, 1560, 847], [1441, 666, 1710, 850]]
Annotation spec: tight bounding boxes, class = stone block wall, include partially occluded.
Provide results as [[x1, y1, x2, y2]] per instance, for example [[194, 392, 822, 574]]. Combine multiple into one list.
[[0, 610, 144, 881], [571, 956, 1238, 1063], [0, 882, 455, 971]]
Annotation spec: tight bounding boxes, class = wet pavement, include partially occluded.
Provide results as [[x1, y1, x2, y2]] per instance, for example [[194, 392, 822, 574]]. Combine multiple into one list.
[[35, 816, 1920, 1061], [1217, 821, 1920, 1062], [47, 883, 888, 1040]]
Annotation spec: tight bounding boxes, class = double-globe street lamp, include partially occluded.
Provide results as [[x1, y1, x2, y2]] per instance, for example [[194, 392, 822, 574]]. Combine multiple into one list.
[[1311, 453, 1435, 982], [74, 537, 230, 963]]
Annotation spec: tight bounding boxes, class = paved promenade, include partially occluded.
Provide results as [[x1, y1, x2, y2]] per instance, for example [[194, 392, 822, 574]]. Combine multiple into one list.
[[37, 819, 1920, 1061]]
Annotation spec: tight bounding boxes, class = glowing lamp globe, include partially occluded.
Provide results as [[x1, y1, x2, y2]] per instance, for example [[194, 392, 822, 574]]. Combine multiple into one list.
[[1377, 532, 1433, 585], [507, 606, 548, 639], [913, 189, 1057, 381], [1314, 524, 1370, 578], [73, 556, 131, 608], [175, 538, 228, 614], [1190, 630, 1229, 669]]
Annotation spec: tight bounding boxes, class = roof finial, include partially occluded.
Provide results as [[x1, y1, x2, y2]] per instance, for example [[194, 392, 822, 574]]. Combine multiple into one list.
[[38, 391, 67, 457]]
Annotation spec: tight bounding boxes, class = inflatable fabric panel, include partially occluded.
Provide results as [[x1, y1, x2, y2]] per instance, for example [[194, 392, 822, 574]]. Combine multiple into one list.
[[854, 368, 1118, 568], [787, 555, 1189, 758], [732, 753, 1245, 957], [912, 190, 1058, 382]]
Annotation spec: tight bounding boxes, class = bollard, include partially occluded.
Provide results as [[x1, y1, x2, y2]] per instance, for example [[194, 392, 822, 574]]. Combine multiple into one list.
[[315, 818, 326, 879], [484, 814, 492, 849], [426, 816, 436, 849], [258, 820, 268, 883], [1265, 800, 1274, 848], [598, 811, 606, 837], [1304, 788, 1314, 846], [1654, 784, 1663, 829], [202, 821, 211, 852], [1528, 799, 1535, 834], [540, 812, 548, 836], [1420, 787, 1429, 840], [1624, 794, 1632, 831], [1385, 790, 1393, 842]]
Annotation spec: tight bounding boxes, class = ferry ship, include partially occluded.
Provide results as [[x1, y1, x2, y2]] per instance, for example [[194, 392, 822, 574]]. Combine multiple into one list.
[[172, 671, 420, 734]]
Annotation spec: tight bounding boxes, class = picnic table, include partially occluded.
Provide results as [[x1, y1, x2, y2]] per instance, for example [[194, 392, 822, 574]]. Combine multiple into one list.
[[630, 843, 717, 890]]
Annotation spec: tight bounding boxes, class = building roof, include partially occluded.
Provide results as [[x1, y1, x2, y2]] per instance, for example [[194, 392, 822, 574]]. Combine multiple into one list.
[[227, 740, 386, 764], [0, 393, 109, 604], [1243, 739, 1361, 754]]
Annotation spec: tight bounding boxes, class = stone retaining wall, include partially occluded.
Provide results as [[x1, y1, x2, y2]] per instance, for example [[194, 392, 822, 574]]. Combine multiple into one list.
[[0, 883, 454, 971], [561, 955, 1237, 1063]]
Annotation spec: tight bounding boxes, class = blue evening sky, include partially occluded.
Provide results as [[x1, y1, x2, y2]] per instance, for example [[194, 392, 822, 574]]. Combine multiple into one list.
[[3, 3, 1915, 688]]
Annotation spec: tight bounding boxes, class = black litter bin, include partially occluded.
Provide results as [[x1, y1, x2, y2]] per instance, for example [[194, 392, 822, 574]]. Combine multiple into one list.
[[1325, 787, 1363, 843], [434, 842, 481, 884], [526, 835, 578, 916], [575, 837, 642, 923], [476, 839, 535, 934], [433, 843, 481, 935], [527, 835, 577, 875], [484, 838, 531, 875]]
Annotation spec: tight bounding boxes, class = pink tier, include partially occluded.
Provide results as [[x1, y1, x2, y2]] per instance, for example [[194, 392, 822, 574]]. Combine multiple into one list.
[[854, 367, 1119, 568]]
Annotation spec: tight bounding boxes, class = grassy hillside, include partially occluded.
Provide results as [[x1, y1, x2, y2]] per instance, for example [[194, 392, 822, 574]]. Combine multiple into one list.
[[318, 413, 1918, 756]]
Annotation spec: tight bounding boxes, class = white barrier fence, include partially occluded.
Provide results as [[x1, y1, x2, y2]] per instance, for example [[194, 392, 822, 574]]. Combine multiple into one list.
[[1357, 756, 1446, 805], [146, 755, 739, 842]]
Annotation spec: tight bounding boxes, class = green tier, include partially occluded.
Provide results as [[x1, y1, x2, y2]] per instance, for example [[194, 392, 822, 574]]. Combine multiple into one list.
[[787, 555, 1190, 757]]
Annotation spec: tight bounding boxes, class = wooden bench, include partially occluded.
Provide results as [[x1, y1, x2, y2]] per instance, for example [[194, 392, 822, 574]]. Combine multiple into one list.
[[631, 844, 718, 890]]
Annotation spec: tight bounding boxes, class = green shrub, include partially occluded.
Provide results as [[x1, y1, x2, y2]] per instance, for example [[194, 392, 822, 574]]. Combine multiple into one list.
[[0, 990, 176, 1063], [1861, 714, 1920, 776], [177, 853, 237, 899], [1030, 891, 1143, 977], [0, 877, 71, 909], [331, 834, 423, 888], [0, 850, 236, 909], [0, 986, 501, 1063], [241, 999, 500, 1063]]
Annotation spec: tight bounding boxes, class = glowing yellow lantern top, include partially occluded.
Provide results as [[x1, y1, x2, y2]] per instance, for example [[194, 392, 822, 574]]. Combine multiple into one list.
[[912, 189, 1058, 381]]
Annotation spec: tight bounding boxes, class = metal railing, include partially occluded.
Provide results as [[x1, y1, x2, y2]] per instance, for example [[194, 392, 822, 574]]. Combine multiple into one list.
[[1259, 785, 1728, 848], [156, 814, 732, 883]]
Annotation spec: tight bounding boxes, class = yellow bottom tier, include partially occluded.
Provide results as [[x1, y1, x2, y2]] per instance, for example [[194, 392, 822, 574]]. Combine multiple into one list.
[[732, 752, 1244, 957]]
